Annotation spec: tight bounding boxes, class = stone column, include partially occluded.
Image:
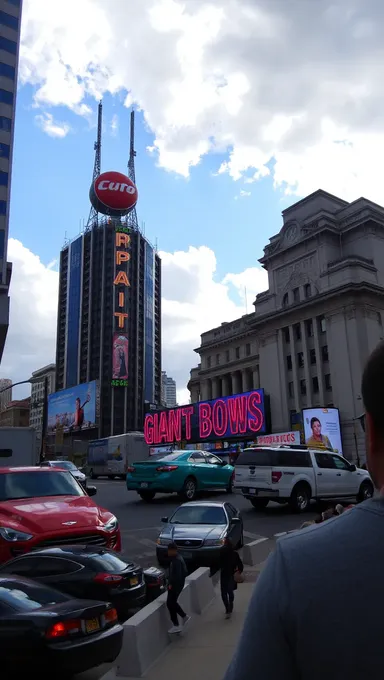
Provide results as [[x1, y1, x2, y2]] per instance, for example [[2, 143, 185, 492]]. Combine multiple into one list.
[[242, 369, 250, 392], [252, 366, 260, 389], [300, 320, 312, 405], [201, 379, 211, 401], [313, 317, 325, 405], [221, 374, 230, 396], [288, 324, 300, 413], [231, 371, 241, 395], [211, 377, 220, 399], [190, 385, 200, 403]]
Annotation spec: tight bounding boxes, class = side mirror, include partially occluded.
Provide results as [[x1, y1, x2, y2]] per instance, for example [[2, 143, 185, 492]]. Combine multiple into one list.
[[231, 517, 241, 524], [161, 516, 169, 523], [87, 485, 97, 497], [349, 464, 357, 472]]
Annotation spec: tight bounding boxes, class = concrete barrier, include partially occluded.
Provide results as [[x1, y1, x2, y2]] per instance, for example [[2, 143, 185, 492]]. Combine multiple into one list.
[[109, 569, 213, 678], [242, 537, 274, 567]]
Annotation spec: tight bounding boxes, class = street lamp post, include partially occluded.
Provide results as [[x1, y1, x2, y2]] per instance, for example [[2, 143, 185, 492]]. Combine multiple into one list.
[[0, 376, 49, 463]]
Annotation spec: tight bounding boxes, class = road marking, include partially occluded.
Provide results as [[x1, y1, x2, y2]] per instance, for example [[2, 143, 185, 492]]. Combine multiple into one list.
[[243, 530, 266, 540], [274, 531, 288, 537], [121, 526, 162, 534]]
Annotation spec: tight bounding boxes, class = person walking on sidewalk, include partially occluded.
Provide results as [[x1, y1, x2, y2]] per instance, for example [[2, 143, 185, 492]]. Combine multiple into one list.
[[219, 538, 244, 619], [223, 341, 384, 680], [166, 542, 190, 633]]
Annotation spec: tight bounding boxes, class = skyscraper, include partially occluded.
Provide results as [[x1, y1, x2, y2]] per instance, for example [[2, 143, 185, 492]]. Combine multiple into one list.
[[0, 0, 23, 360], [55, 220, 162, 437], [161, 371, 177, 408]]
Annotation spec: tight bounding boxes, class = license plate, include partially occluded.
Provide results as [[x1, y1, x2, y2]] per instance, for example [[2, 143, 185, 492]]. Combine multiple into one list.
[[180, 551, 192, 559], [140, 482, 148, 488], [130, 576, 139, 586], [86, 618, 100, 633], [249, 488, 257, 495]]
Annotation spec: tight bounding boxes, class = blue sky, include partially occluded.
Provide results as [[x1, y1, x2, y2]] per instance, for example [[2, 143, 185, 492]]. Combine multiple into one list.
[[10, 88, 292, 280]]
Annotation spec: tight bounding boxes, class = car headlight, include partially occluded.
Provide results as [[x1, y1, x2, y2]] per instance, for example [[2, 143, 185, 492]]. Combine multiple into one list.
[[0, 527, 33, 542], [156, 538, 171, 546], [104, 516, 118, 532], [204, 538, 225, 547]]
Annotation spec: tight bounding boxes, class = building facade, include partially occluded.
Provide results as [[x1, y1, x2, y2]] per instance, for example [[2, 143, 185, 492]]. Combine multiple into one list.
[[188, 190, 384, 462], [29, 363, 56, 453], [55, 218, 161, 438], [0, 396, 30, 426], [161, 371, 177, 408], [0, 376, 11, 409], [0, 0, 23, 360]]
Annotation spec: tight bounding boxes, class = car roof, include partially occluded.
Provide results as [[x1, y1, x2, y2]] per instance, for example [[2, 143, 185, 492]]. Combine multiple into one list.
[[180, 500, 228, 508], [0, 466, 65, 474], [7, 545, 127, 560], [242, 445, 335, 454]]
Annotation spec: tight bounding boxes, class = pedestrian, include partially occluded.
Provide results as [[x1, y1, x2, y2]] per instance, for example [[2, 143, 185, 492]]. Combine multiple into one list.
[[166, 542, 190, 633], [223, 340, 383, 680], [219, 537, 244, 619]]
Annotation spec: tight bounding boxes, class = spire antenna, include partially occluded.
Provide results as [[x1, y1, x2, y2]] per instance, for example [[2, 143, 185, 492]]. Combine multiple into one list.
[[86, 100, 103, 230], [125, 109, 139, 230]]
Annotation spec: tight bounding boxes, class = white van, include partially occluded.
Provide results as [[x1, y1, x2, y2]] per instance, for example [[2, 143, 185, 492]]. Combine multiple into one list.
[[234, 445, 373, 512]]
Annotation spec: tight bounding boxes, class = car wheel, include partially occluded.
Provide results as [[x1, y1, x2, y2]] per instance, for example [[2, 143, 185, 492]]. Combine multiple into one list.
[[357, 480, 374, 503], [182, 476, 198, 501], [226, 474, 234, 494], [138, 490, 156, 502], [289, 483, 311, 513], [108, 475, 115, 480], [250, 498, 269, 510]]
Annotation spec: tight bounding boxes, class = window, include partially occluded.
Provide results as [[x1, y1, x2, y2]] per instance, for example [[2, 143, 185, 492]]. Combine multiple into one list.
[[0, 580, 67, 611], [32, 557, 82, 578], [0, 201, 7, 215], [215, 353, 220, 365], [293, 287, 300, 303], [288, 381, 294, 398], [314, 453, 335, 469], [331, 455, 350, 471], [207, 356, 211, 368], [0, 89, 13, 105], [189, 452, 206, 464], [0, 10, 18, 31], [304, 283, 311, 298], [225, 503, 236, 521], [235, 347, 240, 359], [306, 319, 313, 337], [0, 171, 8, 186], [204, 453, 222, 465], [170, 505, 226, 525], [294, 323, 301, 341], [325, 373, 332, 391], [0, 470, 84, 501], [284, 327, 290, 343], [0, 116, 11, 131], [0, 142, 10, 158], [300, 379, 306, 395], [310, 348, 316, 365], [277, 450, 312, 468], [0, 62, 15, 80], [0, 449, 11, 457], [282, 292, 289, 306], [322, 345, 329, 362], [319, 315, 326, 333], [245, 343, 251, 356], [312, 376, 319, 393], [0, 36, 17, 55], [297, 351, 304, 368], [225, 350, 230, 362], [287, 354, 292, 370], [236, 448, 278, 466]]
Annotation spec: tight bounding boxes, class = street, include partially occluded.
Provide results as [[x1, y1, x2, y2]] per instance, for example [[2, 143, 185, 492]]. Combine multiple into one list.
[[93, 479, 319, 568]]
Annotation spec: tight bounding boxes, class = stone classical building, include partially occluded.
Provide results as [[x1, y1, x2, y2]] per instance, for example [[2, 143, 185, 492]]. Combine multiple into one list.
[[188, 189, 384, 461], [0, 397, 30, 427]]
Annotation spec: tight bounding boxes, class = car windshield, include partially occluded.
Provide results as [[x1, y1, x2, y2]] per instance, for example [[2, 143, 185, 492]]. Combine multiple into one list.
[[85, 551, 133, 572], [0, 471, 85, 501], [51, 461, 77, 471], [0, 581, 67, 611], [151, 453, 185, 462], [170, 506, 226, 525]]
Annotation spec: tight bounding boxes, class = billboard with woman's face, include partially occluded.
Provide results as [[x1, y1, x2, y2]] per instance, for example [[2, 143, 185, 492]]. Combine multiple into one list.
[[302, 407, 343, 455], [112, 333, 128, 381]]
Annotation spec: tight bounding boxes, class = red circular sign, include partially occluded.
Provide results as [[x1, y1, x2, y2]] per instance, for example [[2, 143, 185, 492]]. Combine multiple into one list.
[[89, 171, 138, 216]]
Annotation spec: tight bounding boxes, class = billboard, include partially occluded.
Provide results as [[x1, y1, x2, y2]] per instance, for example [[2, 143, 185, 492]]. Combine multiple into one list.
[[112, 333, 128, 381], [144, 389, 266, 446], [256, 431, 300, 446], [302, 407, 343, 455], [47, 380, 98, 434]]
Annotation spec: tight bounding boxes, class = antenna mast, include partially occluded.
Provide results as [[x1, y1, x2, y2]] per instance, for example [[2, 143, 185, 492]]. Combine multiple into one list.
[[126, 109, 139, 230], [86, 100, 103, 230]]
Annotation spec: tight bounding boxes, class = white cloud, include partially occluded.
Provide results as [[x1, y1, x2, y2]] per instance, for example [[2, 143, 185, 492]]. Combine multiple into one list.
[[0, 240, 267, 403], [19, 0, 384, 201], [235, 189, 251, 199], [35, 112, 71, 138], [111, 113, 118, 136]]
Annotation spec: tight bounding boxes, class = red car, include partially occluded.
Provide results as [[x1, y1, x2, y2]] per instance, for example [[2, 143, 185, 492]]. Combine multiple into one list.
[[0, 467, 121, 564]]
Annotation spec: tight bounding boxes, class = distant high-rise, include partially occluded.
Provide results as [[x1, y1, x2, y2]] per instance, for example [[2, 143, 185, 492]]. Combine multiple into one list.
[[0, 0, 23, 360], [29, 363, 56, 454], [161, 371, 177, 408], [0, 376, 11, 410]]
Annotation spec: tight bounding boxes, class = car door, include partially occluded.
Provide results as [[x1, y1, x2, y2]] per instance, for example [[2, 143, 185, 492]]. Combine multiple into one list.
[[187, 452, 209, 487], [225, 502, 242, 545], [3, 556, 83, 598], [203, 453, 226, 488], [314, 452, 338, 497], [329, 454, 358, 495]]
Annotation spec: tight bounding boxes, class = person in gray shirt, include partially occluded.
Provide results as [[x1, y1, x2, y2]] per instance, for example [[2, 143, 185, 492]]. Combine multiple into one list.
[[223, 340, 384, 680]]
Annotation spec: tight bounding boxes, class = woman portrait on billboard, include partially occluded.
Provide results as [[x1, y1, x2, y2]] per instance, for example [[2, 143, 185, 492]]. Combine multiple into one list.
[[305, 416, 333, 451], [113, 335, 128, 380]]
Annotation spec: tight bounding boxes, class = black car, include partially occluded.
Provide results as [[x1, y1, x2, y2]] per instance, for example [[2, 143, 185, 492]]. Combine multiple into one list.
[[0, 574, 123, 676], [0, 546, 165, 620]]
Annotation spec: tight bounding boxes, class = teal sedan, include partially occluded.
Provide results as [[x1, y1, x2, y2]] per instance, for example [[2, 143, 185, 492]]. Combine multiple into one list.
[[126, 451, 235, 502]]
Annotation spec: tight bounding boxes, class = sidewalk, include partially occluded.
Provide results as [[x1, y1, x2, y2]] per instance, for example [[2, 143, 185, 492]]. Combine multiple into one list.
[[101, 577, 257, 680]]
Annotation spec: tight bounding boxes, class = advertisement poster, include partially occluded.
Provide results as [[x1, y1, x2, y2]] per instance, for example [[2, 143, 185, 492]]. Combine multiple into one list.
[[257, 431, 301, 446], [302, 407, 343, 455], [112, 333, 128, 380], [47, 380, 98, 433]]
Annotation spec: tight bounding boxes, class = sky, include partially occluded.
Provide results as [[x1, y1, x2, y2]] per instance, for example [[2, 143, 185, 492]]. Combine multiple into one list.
[[2, 0, 384, 404]]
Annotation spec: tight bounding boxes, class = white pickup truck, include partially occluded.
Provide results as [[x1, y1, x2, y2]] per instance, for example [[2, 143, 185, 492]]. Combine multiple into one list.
[[234, 445, 374, 512]]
